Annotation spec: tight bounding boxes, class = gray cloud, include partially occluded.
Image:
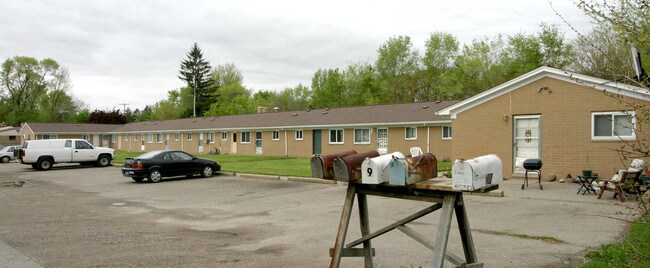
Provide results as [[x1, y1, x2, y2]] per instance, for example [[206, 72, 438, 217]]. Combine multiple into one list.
[[0, 0, 593, 110]]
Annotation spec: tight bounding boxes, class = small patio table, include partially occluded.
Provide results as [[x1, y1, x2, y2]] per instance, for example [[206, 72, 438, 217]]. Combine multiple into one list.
[[577, 175, 598, 195]]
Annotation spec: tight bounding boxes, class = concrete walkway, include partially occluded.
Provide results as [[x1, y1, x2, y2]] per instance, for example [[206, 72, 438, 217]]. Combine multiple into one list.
[[0, 240, 42, 268]]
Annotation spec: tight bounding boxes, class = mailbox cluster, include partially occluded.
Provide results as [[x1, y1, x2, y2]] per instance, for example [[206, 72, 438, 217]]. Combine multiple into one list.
[[311, 150, 438, 186]]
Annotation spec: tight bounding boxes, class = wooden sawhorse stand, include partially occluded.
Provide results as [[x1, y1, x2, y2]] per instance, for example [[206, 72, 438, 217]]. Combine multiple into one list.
[[329, 181, 496, 268]]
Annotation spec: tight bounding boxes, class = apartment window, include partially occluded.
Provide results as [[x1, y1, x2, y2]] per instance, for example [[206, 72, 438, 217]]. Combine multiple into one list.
[[405, 127, 417, 140], [9, 136, 16, 141], [592, 111, 636, 140], [241, 131, 251, 143], [42, 134, 57, 139], [82, 134, 91, 141], [187, 133, 192, 141], [442, 126, 452, 140], [133, 134, 137, 141], [221, 132, 228, 140], [329, 129, 343, 144], [272, 130, 280, 141], [295, 130, 303, 140], [156, 134, 163, 143], [147, 134, 154, 143], [174, 133, 179, 141], [209, 132, 215, 143], [124, 134, 129, 141], [354, 128, 370, 144], [112, 135, 117, 143]]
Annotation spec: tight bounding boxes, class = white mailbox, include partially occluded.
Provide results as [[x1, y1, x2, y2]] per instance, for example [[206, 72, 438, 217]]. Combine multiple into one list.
[[361, 152, 405, 184], [452, 154, 502, 191]]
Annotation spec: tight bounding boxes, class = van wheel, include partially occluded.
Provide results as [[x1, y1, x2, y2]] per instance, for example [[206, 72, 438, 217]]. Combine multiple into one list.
[[37, 158, 53, 171], [31, 164, 39, 170], [148, 169, 162, 183], [1, 156, 10, 163], [97, 155, 111, 167]]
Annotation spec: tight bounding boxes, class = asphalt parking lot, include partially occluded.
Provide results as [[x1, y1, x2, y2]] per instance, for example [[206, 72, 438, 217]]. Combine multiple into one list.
[[0, 161, 640, 267]]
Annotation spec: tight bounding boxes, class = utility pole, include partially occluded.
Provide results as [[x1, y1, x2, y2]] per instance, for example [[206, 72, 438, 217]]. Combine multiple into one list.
[[119, 103, 129, 113]]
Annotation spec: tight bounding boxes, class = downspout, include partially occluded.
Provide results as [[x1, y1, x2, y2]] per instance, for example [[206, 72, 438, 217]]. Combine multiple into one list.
[[181, 132, 184, 150], [284, 130, 288, 157], [426, 125, 430, 153]]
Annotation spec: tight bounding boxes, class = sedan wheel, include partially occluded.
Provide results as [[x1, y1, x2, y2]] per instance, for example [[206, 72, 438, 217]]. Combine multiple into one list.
[[1, 156, 9, 163], [148, 169, 162, 183], [201, 166, 213, 178]]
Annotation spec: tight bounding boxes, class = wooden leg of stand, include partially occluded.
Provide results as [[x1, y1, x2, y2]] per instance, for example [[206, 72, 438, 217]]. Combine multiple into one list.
[[454, 194, 478, 264], [432, 193, 456, 268], [330, 184, 357, 268], [357, 193, 374, 268]]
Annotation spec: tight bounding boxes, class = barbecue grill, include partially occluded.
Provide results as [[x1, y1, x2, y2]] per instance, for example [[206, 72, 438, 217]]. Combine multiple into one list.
[[522, 159, 543, 190]]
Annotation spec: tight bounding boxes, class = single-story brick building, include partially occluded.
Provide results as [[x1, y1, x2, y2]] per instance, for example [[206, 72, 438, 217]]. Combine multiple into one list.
[[437, 66, 650, 179], [17, 67, 650, 179]]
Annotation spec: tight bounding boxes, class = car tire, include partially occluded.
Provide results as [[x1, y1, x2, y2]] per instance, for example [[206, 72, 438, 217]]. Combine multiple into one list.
[[1, 156, 9, 163], [132, 177, 144, 182], [96, 155, 111, 167], [201, 165, 214, 178], [31, 164, 39, 170], [148, 169, 162, 183], [37, 158, 53, 171]]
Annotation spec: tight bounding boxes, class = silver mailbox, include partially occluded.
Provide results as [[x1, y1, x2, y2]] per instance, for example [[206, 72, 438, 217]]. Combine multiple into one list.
[[452, 154, 502, 191], [361, 152, 405, 184]]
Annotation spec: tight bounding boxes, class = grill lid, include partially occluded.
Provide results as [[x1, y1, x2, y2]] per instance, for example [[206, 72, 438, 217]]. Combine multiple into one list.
[[523, 159, 542, 170]]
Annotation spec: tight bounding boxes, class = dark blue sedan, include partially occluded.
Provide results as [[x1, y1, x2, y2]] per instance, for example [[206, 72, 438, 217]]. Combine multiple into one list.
[[121, 150, 221, 183]]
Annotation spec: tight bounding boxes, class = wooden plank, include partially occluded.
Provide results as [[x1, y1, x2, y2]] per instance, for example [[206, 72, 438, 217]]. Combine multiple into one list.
[[357, 188, 445, 203], [396, 225, 465, 266], [329, 248, 376, 257], [357, 193, 374, 268], [432, 193, 456, 268], [329, 184, 357, 268], [455, 194, 478, 264], [346, 203, 443, 248]]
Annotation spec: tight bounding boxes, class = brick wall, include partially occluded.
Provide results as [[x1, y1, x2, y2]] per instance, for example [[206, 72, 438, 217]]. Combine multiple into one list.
[[452, 77, 650, 179]]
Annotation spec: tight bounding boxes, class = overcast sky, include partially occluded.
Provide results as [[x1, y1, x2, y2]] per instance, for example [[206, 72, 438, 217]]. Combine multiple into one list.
[[0, 0, 594, 111]]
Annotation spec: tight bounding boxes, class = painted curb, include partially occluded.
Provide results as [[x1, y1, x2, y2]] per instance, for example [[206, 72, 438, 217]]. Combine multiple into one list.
[[237, 173, 280, 180]]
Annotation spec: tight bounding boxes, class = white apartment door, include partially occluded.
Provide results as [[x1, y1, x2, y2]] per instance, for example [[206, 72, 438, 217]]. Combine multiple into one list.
[[140, 134, 145, 151], [92, 135, 100, 147], [513, 115, 541, 173], [102, 135, 109, 147], [198, 133, 204, 153], [255, 132, 262, 155], [377, 128, 388, 155], [231, 133, 238, 154]]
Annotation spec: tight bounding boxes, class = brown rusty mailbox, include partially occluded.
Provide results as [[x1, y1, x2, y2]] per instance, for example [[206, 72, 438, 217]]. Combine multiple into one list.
[[388, 153, 438, 186], [311, 150, 358, 179], [333, 150, 380, 182]]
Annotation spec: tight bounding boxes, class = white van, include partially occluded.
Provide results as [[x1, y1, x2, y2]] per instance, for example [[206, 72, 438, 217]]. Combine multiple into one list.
[[20, 139, 115, 170]]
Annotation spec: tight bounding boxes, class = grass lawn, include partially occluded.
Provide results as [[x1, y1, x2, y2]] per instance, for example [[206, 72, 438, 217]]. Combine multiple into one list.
[[113, 151, 452, 178], [581, 214, 650, 267]]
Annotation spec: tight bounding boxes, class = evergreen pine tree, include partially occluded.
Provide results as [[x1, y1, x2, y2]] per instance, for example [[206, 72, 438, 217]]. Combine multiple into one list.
[[178, 42, 214, 117]]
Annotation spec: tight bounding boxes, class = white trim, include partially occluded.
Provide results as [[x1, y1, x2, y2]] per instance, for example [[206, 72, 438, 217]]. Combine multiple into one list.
[[353, 128, 371, 144], [442, 126, 452, 140], [329, 129, 344, 144], [221, 131, 228, 140], [174, 133, 179, 141], [147, 134, 154, 143], [187, 133, 192, 141], [295, 130, 303, 141], [405, 127, 417, 140], [272, 130, 280, 141], [437, 66, 650, 119], [156, 133, 163, 143], [241, 131, 251, 143], [591, 111, 636, 141]]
